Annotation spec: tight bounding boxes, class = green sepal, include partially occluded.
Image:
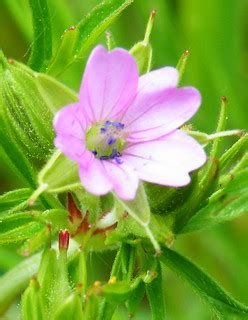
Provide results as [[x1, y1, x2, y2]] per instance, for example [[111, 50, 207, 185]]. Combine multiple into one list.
[[53, 293, 84, 320], [130, 11, 156, 75], [21, 278, 43, 320], [0, 53, 54, 159], [29, 151, 80, 204], [130, 42, 152, 75], [114, 184, 160, 253], [37, 248, 71, 318]]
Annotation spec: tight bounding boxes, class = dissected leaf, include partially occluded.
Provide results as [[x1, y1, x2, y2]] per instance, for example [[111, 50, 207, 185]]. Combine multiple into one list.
[[0, 188, 33, 213]]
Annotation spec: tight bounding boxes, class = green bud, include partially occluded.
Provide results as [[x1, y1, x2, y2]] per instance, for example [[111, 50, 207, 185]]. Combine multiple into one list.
[[130, 10, 156, 75], [0, 51, 77, 160]]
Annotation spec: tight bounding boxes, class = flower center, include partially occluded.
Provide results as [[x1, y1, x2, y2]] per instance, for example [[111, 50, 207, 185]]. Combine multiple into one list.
[[86, 120, 125, 163]]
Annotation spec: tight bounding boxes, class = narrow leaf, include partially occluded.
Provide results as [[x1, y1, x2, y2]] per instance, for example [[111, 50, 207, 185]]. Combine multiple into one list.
[[160, 246, 248, 317], [146, 261, 166, 320], [0, 188, 33, 213], [28, 0, 53, 71]]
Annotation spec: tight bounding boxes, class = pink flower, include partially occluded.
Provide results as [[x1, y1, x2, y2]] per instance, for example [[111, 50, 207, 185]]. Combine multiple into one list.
[[53, 45, 206, 200]]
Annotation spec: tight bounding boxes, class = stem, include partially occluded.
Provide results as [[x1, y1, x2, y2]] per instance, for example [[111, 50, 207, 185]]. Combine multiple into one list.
[[28, 183, 48, 206]]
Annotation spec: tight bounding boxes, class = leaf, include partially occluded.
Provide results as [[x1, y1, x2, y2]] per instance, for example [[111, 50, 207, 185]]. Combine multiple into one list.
[[47, 0, 134, 75], [160, 246, 248, 317], [0, 221, 43, 245], [146, 261, 166, 320], [0, 188, 33, 213], [28, 0, 53, 71], [181, 169, 248, 233]]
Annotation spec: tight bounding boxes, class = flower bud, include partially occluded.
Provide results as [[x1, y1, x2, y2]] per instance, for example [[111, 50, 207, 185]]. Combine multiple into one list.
[[130, 10, 156, 75], [59, 230, 70, 251]]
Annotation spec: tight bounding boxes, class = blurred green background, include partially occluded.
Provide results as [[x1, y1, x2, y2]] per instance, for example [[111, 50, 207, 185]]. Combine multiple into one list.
[[0, 0, 248, 319]]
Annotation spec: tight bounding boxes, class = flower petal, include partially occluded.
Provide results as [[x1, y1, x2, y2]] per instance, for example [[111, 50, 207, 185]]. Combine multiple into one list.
[[123, 130, 206, 187], [79, 157, 113, 196], [79, 45, 138, 123], [53, 103, 87, 163], [138, 67, 179, 93], [103, 161, 139, 200], [123, 87, 201, 142], [54, 135, 86, 163], [53, 103, 86, 139]]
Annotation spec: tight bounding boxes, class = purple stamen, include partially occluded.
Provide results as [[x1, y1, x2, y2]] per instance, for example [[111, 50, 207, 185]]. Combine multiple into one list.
[[107, 136, 116, 145], [100, 127, 108, 134], [92, 150, 98, 156]]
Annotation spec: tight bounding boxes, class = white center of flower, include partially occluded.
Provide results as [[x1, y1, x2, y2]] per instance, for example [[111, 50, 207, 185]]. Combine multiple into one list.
[[86, 121, 125, 163]]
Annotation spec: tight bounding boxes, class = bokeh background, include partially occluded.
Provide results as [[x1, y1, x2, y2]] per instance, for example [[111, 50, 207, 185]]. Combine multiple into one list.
[[0, 0, 248, 319]]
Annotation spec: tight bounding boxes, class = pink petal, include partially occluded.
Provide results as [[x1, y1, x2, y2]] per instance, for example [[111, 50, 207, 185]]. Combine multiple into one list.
[[53, 103, 86, 139], [123, 130, 206, 187], [103, 161, 139, 200], [53, 103, 87, 163], [54, 135, 86, 163], [79, 156, 113, 196], [123, 87, 201, 142], [138, 67, 179, 94], [79, 45, 138, 123]]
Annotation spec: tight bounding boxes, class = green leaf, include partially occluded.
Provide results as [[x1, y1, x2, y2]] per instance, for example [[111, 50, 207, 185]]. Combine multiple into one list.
[[28, 0, 53, 71], [160, 246, 248, 317], [0, 188, 33, 213], [0, 221, 43, 245], [146, 261, 166, 320], [181, 169, 248, 233], [47, 0, 134, 75]]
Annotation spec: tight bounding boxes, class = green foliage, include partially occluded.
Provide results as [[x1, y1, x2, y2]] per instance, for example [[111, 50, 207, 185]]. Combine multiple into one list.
[[182, 168, 248, 233], [0, 0, 247, 319], [47, 0, 134, 76], [160, 246, 248, 318], [28, 0, 53, 71]]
